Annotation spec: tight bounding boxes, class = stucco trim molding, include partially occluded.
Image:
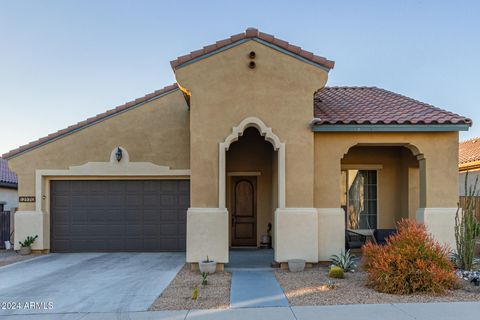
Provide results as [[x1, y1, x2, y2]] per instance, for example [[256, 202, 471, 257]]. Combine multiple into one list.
[[341, 164, 383, 170], [219, 117, 286, 209], [227, 171, 261, 176], [35, 147, 190, 212]]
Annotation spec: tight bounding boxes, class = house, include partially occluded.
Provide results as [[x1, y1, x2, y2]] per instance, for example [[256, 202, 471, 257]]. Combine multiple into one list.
[[0, 158, 18, 212], [2, 28, 471, 266], [459, 137, 480, 195]]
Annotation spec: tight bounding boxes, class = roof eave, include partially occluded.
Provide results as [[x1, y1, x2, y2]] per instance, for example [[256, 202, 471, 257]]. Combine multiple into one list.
[[171, 35, 334, 72], [2, 85, 180, 160], [459, 160, 480, 172], [0, 181, 17, 189], [311, 124, 471, 132]]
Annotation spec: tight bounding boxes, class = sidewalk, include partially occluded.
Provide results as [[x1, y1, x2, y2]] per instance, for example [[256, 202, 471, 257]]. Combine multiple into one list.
[[2, 301, 479, 320]]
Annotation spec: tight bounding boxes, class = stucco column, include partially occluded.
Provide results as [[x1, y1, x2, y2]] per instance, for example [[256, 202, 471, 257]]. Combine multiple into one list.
[[14, 210, 48, 251], [416, 144, 458, 249], [313, 145, 344, 261]]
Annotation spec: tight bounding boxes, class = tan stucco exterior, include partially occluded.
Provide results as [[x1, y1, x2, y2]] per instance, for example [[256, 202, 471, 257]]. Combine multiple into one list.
[[175, 40, 328, 209], [314, 132, 459, 209], [5, 35, 463, 260], [9, 89, 190, 212]]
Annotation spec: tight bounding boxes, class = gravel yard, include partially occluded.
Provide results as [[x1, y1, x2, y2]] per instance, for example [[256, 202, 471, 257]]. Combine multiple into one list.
[[149, 265, 231, 310], [0, 250, 44, 267], [275, 266, 480, 306]]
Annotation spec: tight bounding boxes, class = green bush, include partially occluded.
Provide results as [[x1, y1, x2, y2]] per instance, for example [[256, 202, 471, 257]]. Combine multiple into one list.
[[330, 249, 356, 272], [18, 235, 38, 248], [328, 266, 344, 279]]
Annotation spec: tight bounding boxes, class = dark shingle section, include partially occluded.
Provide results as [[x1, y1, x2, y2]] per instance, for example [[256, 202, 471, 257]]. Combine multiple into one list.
[[0, 158, 17, 186], [459, 137, 480, 164], [170, 28, 335, 70], [312, 87, 472, 126]]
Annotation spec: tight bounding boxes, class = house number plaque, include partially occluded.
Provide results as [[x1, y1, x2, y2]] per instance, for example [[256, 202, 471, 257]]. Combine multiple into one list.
[[19, 196, 36, 203]]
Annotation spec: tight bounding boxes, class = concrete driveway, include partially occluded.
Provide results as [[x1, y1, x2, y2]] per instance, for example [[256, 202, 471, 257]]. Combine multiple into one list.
[[0, 252, 184, 315]]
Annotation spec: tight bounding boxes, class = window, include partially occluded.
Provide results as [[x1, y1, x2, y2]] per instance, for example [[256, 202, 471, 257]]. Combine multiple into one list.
[[341, 170, 377, 230]]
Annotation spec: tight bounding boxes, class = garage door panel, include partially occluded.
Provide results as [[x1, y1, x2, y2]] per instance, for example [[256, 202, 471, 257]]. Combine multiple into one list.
[[159, 182, 177, 193], [51, 180, 188, 252], [159, 210, 178, 221], [125, 239, 143, 251], [143, 194, 160, 206], [125, 194, 143, 206], [54, 225, 70, 237], [126, 211, 142, 222], [178, 223, 186, 236], [126, 224, 142, 236], [161, 238, 179, 251], [160, 194, 176, 206]]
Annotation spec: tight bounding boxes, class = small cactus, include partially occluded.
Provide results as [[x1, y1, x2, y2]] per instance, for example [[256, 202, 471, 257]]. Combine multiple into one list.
[[192, 285, 198, 300], [329, 266, 344, 279], [201, 272, 208, 286]]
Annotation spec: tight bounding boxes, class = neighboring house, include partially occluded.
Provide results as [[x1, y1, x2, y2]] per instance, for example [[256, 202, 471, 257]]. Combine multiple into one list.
[[2, 28, 472, 265], [0, 158, 18, 212], [459, 137, 480, 195]]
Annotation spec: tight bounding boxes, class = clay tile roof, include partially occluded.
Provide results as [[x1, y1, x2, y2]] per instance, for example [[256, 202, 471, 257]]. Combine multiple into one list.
[[170, 27, 335, 70], [459, 137, 480, 165], [2, 84, 179, 159], [0, 158, 17, 186], [312, 87, 472, 126]]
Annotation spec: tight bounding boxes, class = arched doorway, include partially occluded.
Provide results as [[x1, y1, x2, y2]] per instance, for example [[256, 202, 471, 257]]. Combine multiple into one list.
[[226, 127, 274, 247], [341, 144, 423, 246]]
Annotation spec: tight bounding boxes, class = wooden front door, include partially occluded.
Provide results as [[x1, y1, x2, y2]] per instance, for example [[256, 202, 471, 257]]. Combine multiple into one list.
[[231, 176, 257, 246]]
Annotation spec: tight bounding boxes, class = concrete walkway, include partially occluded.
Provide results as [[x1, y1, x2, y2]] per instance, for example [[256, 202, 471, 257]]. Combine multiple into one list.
[[230, 271, 289, 308], [1, 302, 479, 319], [227, 249, 288, 308]]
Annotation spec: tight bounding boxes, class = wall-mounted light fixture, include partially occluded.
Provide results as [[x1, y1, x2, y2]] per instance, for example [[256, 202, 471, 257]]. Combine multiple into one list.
[[115, 147, 123, 162]]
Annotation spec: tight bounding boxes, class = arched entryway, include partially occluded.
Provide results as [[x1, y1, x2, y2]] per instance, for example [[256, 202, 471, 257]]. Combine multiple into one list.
[[226, 127, 275, 247], [341, 144, 424, 248], [219, 117, 285, 267]]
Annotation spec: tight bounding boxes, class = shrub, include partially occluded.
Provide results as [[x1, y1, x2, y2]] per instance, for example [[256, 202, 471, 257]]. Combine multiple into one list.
[[362, 219, 457, 295], [18, 235, 38, 248], [330, 249, 357, 272], [328, 266, 344, 279]]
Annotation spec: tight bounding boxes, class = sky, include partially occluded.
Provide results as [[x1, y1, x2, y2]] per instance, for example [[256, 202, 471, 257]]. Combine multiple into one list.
[[0, 0, 479, 155]]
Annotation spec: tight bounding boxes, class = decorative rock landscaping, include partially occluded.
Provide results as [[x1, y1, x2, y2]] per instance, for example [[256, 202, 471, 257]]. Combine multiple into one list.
[[275, 266, 480, 306]]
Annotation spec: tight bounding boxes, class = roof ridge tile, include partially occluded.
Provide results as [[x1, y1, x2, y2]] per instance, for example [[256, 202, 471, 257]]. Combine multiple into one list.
[[170, 28, 335, 70]]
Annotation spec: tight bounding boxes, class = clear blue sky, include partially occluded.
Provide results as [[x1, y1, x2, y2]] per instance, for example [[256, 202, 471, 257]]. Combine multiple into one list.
[[1, 0, 479, 155]]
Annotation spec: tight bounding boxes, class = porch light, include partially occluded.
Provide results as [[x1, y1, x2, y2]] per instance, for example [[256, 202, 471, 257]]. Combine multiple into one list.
[[115, 147, 123, 162]]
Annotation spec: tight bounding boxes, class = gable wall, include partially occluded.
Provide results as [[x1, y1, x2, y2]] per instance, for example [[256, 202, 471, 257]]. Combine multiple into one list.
[[175, 40, 328, 208], [8, 90, 190, 211]]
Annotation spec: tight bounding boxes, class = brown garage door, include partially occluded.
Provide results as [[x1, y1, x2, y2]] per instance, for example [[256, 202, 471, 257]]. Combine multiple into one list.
[[50, 180, 189, 252]]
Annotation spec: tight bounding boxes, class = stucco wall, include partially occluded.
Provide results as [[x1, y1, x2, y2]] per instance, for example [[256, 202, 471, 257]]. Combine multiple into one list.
[[226, 127, 274, 246], [314, 132, 459, 210], [175, 40, 328, 208], [0, 187, 18, 211], [8, 89, 190, 211]]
